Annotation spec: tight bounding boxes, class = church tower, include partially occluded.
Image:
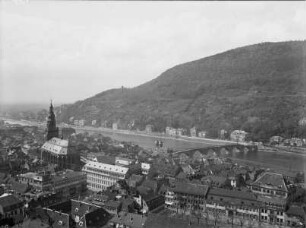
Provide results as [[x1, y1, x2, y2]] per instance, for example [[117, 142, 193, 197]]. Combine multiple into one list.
[[45, 101, 59, 141]]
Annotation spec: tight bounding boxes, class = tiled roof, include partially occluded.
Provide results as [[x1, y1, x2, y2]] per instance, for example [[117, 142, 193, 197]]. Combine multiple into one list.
[[171, 182, 209, 196], [286, 205, 306, 218], [83, 161, 129, 174], [257, 195, 287, 205], [144, 214, 206, 228], [0, 194, 23, 212], [252, 172, 287, 192], [208, 188, 257, 201], [41, 137, 69, 155], [110, 212, 147, 228]]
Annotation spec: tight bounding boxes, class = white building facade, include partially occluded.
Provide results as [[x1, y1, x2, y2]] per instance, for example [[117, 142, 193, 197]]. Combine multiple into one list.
[[82, 161, 128, 192]]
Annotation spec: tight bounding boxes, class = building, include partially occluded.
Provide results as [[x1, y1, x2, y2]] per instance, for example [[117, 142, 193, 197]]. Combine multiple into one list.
[[190, 127, 197, 137], [18, 171, 53, 192], [257, 195, 287, 225], [115, 157, 134, 167], [206, 188, 260, 220], [141, 163, 151, 175], [0, 194, 24, 224], [198, 131, 207, 138], [145, 125, 154, 134], [43, 199, 110, 228], [230, 130, 248, 143], [18, 170, 87, 198], [41, 138, 80, 170], [165, 182, 209, 212], [108, 212, 147, 228], [91, 120, 97, 126], [42, 103, 80, 170], [45, 101, 59, 141], [249, 172, 288, 198], [112, 123, 118, 130], [82, 161, 129, 192]]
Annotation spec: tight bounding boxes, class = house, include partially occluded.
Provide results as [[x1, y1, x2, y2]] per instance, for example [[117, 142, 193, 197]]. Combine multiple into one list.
[[112, 123, 118, 130], [91, 120, 96, 126], [190, 127, 197, 137], [43, 199, 111, 228], [230, 130, 248, 143], [206, 188, 260, 220], [0, 194, 24, 224], [249, 172, 288, 198], [257, 195, 287, 226], [285, 205, 305, 227], [141, 163, 151, 175], [108, 212, 147, 228], [198, 131, 207, 138], [165, 182, 209, 212], [145, 125, 154, 134], [115, 157, 134, 167]]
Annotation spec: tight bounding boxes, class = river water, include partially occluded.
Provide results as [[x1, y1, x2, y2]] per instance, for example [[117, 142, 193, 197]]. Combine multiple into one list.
[[2, 118, 305, 172], [77, 129, 306, 172]]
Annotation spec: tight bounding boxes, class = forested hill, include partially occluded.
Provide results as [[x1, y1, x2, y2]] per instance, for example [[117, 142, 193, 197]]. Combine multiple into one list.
[[55, 40, 306, 141]]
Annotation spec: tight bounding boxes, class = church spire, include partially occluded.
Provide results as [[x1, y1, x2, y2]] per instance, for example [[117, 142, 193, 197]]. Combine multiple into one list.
[[45, 100, 59, 141]]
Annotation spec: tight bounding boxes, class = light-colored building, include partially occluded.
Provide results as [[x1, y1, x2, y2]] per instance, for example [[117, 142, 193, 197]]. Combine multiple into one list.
[[79, 119, 86, 127], [92, 120, 97, 126], [112, 123, 118, 130], [18, 170, 87, 197], [82, 161, 129, 192], [190, 127, 197, 137], [198, 131, 207, 138], [115, 157, 134, 167], [145, 125, 154, 134], [230, 130, 248, 142], [141, 163, 151, 175]]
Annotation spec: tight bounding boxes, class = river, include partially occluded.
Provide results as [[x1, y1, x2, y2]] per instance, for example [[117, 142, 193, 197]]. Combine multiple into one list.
[[2, 118, 305, 172]]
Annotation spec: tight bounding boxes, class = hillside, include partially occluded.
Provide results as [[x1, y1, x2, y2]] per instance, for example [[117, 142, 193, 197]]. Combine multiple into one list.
[[56, 41, 306, 141]]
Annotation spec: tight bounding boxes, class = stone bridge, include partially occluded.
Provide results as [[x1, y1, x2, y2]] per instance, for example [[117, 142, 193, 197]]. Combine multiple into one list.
[[172, 144, 258, 158]]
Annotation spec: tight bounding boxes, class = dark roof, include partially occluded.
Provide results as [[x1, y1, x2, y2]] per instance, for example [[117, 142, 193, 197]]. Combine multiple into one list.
[[252, 172, 287, 192], [208, 188, 257, 201], [0, 194, 23, 212], [105, 200, 121, 209], [257, 195, 287, 206], [144, 214, 210, 228], [286, 205, 306, 219], [171, 182, 209, 196], [109, 212, 147, 228]]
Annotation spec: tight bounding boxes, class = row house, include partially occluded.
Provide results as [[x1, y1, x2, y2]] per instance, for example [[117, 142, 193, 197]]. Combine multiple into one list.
[[257, 195, 287, 226], [206, 188, 260, 220], [165, 182, 209, 212]]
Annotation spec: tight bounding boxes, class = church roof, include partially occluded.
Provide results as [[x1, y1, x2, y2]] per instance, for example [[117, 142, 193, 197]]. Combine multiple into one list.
[[41, 137, 69, 155]]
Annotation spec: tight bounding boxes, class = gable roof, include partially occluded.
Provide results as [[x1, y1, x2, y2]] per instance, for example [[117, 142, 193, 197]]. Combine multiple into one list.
[[170, 182, 209, 196], [252, 172, 287, 192], [0, 194, 23, 212]]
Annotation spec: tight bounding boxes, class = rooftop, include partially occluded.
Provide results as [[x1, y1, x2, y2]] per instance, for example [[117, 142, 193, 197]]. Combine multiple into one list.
[[170, 182, 209, 196], [0, 194, 23, 211], [109, 212, 147, 228], [252, 172, 288, 192], [208, 188, 257, 201], [41, 137, 69, 155], [83, 161, 129, 174]]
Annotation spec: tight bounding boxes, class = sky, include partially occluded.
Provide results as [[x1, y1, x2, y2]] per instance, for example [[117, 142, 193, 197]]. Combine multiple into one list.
[[0, 1, 305, 105]]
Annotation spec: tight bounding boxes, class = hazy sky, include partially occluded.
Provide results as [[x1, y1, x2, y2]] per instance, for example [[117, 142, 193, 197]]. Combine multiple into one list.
[[1, 1, 305, 105]]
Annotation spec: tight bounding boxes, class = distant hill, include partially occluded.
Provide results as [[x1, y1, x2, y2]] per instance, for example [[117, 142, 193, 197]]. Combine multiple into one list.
[[55, 41, 306, 142]]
